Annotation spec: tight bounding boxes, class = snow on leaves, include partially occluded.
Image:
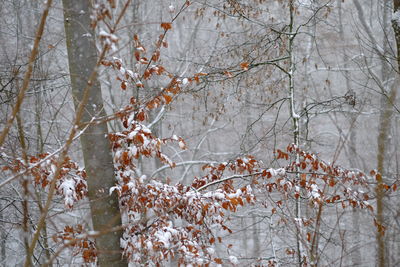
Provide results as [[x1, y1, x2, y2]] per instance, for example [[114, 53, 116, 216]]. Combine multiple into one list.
[[106, 72, 257, 264], [109, 108, 186, 169], [4, 154, 87, 209], [108, 119, 386, 266], [111, 153, 255, 265], [109, 108, 251, 264]]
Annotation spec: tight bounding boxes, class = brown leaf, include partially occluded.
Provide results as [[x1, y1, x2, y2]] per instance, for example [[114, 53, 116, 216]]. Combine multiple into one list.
[[163, 94, 172, 104], [161, 22, 172, 30], [121, 81, 127, 90], [240, 62, 249, 70], [214, 258, 223, 264]]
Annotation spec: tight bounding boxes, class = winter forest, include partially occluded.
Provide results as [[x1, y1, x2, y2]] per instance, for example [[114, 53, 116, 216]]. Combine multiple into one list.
[[1, 0, 400, 266]]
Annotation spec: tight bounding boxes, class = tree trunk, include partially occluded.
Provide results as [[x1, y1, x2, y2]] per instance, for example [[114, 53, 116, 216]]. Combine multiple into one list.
[[337, 0, 362, 264], [62, 1, 127, 266]]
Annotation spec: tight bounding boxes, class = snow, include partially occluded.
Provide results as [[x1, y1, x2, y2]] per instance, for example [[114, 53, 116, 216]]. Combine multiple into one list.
[[229, 255, 239, 264], [310, 184, 320, 198], [127, 114, 136, 126], [146, 240, 153, 250], [139, 175, 147, 183], [276, 168, 286, 176], [109, 186, 118, 195], [294, 217, 303, 226], [178, 140, 185, 149], [214, 191, 225, 200], [59, 178, 77, 207], [129, 146, 137, 157], [292, 111, 300, 119], [143, 137, 150, 147], [50, 164, 57, 173], [119, 66, 126, 75], [99, 29, 109, 38], [126, 69, 134, 78], [206, 247, 215, 255], [228, 189, 242, 198], [154, 229, 172, 248]]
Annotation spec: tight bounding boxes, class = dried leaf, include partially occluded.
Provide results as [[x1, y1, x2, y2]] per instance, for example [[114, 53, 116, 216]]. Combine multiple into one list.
[[240, 62, 249, 70], [214, 258, 223, 264], [121, 81, 127, 90], [161, 22, 172, 30]]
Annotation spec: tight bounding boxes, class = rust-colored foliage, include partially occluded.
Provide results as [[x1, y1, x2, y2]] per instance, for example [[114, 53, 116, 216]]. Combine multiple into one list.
[[53, 225, 97, 263], [161, 22, 172, 31], [5, 154, 87, 209]]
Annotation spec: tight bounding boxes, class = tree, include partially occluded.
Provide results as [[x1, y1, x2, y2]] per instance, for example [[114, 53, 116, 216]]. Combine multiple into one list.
[[61, 0, 127, 265]]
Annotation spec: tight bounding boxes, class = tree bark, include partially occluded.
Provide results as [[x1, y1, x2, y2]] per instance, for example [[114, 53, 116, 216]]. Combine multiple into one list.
[[62, 1, 127, 266]]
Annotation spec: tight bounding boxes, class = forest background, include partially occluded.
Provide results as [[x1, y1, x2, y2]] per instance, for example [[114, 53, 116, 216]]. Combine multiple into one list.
[[1, 0, 400, 266]]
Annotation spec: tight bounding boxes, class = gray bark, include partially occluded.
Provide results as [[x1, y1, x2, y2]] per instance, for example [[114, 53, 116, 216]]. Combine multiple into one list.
[[62, 1, 127, 266]]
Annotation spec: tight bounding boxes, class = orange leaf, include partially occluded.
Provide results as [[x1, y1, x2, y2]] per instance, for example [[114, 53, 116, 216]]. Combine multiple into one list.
[[161, 22, 172, 30], [121, 81, 127, 90], [136, 111, 146, 121], [240, 62, 249, 70], [121, 184, 129, 193], [230, 198, 238, 205], [152, 51, 160, 61], [214, 258, 223, 264], [144, 69, 151, 79], [246, 195, 252, 203], [300, 161, 306, 169], [163, 94, 172, 104], [82, 250, 91, 262]]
